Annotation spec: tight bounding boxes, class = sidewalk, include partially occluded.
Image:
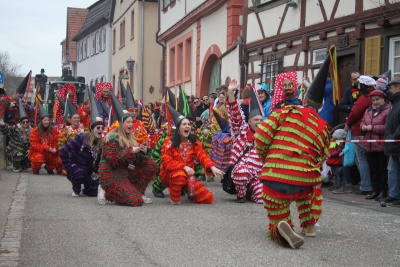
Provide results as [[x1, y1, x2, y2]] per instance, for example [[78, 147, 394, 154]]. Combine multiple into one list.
[[0, 169, 21, 238]]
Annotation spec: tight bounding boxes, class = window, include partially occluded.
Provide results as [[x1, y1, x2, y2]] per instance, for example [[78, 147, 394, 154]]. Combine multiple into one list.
[[260, 53, 283, 95], [131, 10, 134, 40], [312, 48, 328, 65], [120, 20, 125, 48], [258, 0, 274, 5], [113, 29, 116, 53], [96, 31, 100, 54], [83, 38, 87, 59], [86, 37, 90, 58], [164, 0, 171, 9], [91, 33, 95, 56], [168, 32, 193, 86], [101, 28, 106, 52], [389, 36, 400, 79]]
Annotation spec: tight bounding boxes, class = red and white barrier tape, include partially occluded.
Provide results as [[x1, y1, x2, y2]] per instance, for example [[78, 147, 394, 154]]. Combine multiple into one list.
[[333, 139, 400, 143]]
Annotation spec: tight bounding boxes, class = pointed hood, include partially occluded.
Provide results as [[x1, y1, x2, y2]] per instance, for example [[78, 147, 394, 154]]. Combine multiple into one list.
[[167, 88, 177, 110], [213, 107, 229, 130], [18, 98, 28, 121], [56, 95, 65, 111], [16, 71, 31, 95], [110, 91, 130, 122], [167, 104, 185, 126], [249, 88, 264, 119], [125, 82, 137, 110], [66, 97, 78, 117], [137, 102, 143, 121], [84, 86, 90, 100], [89, 89, 104, 129], [120, 79, 127, 99], [37, 100, 49, 121], [305, 56, 330, 104]]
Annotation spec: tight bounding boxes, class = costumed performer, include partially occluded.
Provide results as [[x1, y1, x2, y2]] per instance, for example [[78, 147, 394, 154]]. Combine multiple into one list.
[[254, 56, 331, 249]]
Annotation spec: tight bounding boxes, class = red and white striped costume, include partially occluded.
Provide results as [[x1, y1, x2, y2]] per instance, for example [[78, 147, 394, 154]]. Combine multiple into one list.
[[228, 100, 263, 203]]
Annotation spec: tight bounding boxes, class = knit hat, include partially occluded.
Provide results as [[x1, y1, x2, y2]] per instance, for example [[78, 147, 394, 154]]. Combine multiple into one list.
[[375, 78, 387, 91], [332, 129, 346, 140], [369, 89, 386, 98], [257, 83, 270, 95]]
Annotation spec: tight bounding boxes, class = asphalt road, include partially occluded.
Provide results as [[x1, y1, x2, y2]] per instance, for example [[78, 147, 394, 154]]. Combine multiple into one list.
[[1, 169, 400, 267]]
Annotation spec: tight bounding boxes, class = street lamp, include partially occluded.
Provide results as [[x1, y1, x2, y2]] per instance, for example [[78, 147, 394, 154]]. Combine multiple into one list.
[[126, 57, 135, 93]]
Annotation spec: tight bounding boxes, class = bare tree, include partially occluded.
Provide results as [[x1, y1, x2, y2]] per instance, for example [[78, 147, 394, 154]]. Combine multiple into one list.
[[0, 50, 22, 94]]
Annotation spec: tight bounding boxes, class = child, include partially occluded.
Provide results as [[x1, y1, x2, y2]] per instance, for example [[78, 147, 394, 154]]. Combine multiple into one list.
[[327, 129, 346, 191]]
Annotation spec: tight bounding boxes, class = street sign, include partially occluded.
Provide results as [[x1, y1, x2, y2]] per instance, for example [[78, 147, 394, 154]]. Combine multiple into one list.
[[0, 72, 4, 87]]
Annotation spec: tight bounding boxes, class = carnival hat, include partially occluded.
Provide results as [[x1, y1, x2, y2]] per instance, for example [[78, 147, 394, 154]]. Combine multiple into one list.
[[167, 88, 177, 110], [167, 104, 185, 126], [84, 86, 90, 100], [89, 88, 104, 129], [358, 75, 376, 87], [18, 98, 29, 121], [66, 96, 78, 117], [37, 100, 49, 120], [305, 56, 330, 104], [125, 82, 137, 111], [110, 91, 130, 122], [56, 95, 65, 111], [213, 107, 230, 131], [249, 87, 264, 119], [16, 71, 31, 95]]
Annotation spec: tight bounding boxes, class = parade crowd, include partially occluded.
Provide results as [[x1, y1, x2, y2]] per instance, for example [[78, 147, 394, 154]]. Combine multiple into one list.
[[1, 56, 400, 249]]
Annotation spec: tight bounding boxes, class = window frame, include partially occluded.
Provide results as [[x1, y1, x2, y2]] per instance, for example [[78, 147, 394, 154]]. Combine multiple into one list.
[[389, 36, 400, 79]]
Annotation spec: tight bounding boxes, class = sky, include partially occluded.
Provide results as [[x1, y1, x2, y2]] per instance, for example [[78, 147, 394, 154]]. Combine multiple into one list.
[[1, 0, 97, 77]]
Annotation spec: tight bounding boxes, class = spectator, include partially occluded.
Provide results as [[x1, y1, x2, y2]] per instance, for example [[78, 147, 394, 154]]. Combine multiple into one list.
[[340, 71, 361, 117]]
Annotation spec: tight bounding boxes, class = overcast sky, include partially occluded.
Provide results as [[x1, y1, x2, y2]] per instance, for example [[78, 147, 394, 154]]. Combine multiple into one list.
[[1, 0, 97, 77]]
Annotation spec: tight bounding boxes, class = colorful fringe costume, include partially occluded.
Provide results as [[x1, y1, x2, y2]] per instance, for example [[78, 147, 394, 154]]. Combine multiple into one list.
[[77, 105, 91, 128], [160, 137, 215, 204], [254, 105, 330, 246], [210, 129, 232, 171], [151, 130, 168, 193], [53, 84, 77, 127], [98, 133, 156, 206], [57, 124, 88, 150], [227, 100, 263, 203], [29, 127, 63, 174], [0, 123, 31, 170], [60, 134, 102, 196], [0, 96, 33, 125], [132, 119, 149, 145]]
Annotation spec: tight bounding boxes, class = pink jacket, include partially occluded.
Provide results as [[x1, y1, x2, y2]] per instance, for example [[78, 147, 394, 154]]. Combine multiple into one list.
[[360, 102, 391, 152]]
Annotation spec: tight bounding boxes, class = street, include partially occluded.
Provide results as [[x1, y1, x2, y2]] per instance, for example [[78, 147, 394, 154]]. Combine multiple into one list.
[[1, 169, 400, 267]]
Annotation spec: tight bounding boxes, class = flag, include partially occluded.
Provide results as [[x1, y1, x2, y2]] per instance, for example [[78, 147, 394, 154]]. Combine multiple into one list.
[[329, 45, 341, 105], [34, 84, 42, 126], [24, 71, 32, 101], [178, 85, 190, 117]]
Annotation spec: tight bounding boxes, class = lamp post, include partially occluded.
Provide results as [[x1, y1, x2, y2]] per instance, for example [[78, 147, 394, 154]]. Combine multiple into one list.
[[126, 57, 135, 94]]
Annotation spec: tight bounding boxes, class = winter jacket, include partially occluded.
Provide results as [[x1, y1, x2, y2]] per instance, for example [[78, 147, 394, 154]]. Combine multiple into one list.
[[346, 94, 372, 136], [385, 92, 400, 155], [360, 102, 391, 152]]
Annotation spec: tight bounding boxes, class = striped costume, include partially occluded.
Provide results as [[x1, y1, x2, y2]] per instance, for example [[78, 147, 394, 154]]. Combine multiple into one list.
[[160, 137, 215, 204], [151, 130, 168, 193], [60, 134, 101, 196], [227, 100, 263, 203], [29, 127, 63, 174], [132, 119, 149, 145], [0, 124, 31, 170], [57, 124, 88, 151], [98, 133, 156, 206], [254, 105, 330, 246]]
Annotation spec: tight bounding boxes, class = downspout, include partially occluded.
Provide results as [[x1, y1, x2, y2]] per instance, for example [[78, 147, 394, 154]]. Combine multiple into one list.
[[140, 0, 145, 101], [155, 1, 165, 97], [238, 36, 245, 90]]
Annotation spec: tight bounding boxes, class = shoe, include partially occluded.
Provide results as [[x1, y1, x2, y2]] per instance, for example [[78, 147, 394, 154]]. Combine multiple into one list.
[[32, 171, 39, 175], [197, 175, 205, 181], [365, 192, 380, 200], [72, 191, 81, 197], [47, 170, 55, 175], [392, 200, 400, 206], [171, 200, 181, 205], [354, 189, 372, 195], [142, 196, 153, 204], [328, 185, 340, 191], [375, 192, 387, 201], [206, 177, 214, 182], [302, 224, 316, 237], [13, 166, 21, 173], [237, 197, 246, 203], [332, 184, 353, 194], [381, 196, 398, 203], [277, 221, 304, 249], [152, 190, 165, 198]]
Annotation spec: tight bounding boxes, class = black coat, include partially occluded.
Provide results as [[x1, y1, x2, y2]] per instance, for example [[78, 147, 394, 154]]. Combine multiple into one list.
[[384, 92, 400, 155], [340, 86, 356, 116]]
